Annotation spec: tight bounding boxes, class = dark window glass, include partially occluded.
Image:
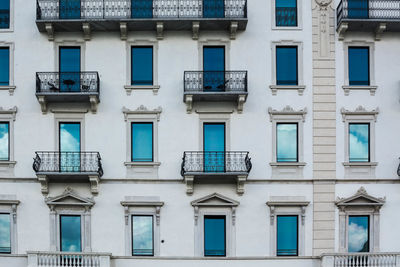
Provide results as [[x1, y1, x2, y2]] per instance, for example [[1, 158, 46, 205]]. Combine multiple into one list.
[[204, 215, 226, 256], [348, 0, 369, 19], [349, 47, 369, 86], [132, 215, 154, 256], [348, 216, 369, 252], [276, 46, 298, 85], [277, 215, 298, 256], [277, 123, 298, 162], [203, 123, 225, 172], [0, 48, 9, 86], [131, 122, 153, 162], [203, 47, 225, 91], [0, 0, 9, 29], [59, 47, 81, 92], [131, 47, 153, 85], [59, 0, 81, 19], [0, 122, 9, 161], [0, 213, 11, 254], [60, 215, 82, 252], [276, 0, 297, 26], [59, 122, 81, 172], [203, 0, 224, 18], [131, 0, 153, 18], [349, 123, 369, 162]]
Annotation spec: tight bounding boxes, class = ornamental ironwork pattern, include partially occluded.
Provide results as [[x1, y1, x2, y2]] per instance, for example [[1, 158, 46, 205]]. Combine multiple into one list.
[[181, 151, 251, 176], [184, 71, 247, 93], [36, 72, 100, 94], [33, 152, 103, 176], [337, 0, 400, 25], [37, 0, 247, 20]]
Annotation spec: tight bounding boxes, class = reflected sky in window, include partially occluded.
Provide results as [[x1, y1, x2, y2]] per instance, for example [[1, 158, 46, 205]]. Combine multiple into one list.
[[131, 123, 153, 162], [204, 216, 226, 256], [60, 123, 80, 152], [277, 215, 298, 256], [348, 216, 369, 252], [349, 124, 369, 162], [0, 123, 9, 161], [132, 215, 153, 256], [277, 123, 297, 162], [0, 214, 11, 253], [60, 215, 81, 252]]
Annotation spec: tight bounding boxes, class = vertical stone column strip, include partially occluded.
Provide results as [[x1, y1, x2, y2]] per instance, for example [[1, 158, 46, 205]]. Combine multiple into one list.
[[312, 0, 336, 256]]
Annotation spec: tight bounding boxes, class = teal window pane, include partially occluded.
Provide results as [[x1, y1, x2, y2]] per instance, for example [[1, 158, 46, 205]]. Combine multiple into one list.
[[277, 215, 298, 256], [132, 123, 153, 162], [131, 0, 153, 18], [203, 0, 224, 18], [59, 47, 81, 92], [0, 122, 9, 161], [349, 123, 369, 162], [60, 215, 81, 252], [276, 0, 297, 26], [276, 46, 298, 85], [204, 216, 226, 256], [132, 215, 154, 256], [131, 47, 153, 85], [203, 123, 225, 172], [348, 0, 369, 19], [59, 0, 81, 19], [203, 47, 225, 91], [60, 123, 81, 152], [0, 214, 11, 254], [0, 48, 9, 86], [0, 0, 9, 29], [349, 47, 369, 86], [277, 123, 298, 162], [348, 216, 369, 252]]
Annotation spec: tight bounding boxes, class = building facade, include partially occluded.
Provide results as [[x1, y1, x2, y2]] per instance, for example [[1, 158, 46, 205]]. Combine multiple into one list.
[[0, 0, 399, 266]]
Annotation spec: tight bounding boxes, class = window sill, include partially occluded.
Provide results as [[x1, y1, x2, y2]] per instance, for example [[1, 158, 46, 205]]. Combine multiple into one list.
[[270, 162, 306, 167], [343, 162, 378, 179], [270, 162, 306, 179], [272, 26, 303, 31], [0, 85, 16, 96], [0, 161, 16, 168], [269, 85, 305, 96], [124, 162, 161, 167], [342, 85, 377, 96], [343, 162, 378, 167], [0, 161, 16, 178], [124, 85, 160, 96]]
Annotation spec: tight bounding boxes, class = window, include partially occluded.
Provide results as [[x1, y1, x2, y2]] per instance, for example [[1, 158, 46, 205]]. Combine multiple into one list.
[[60, 215, 82, 252], [131, 0, 153, 18], [276, 123, 298, 162], [0, 122, 9, 161], [131, 122, 153, 162], [59, 47, 81, 92], [0, 0, 10, 29], [348, 47, 369, 86], [203, 123, 225, 172], [347, 0, 369, 19], [348, 215, 369, 253], [204, 215, 226, 257], [132, 215, 154, 256], [349, 123, 369, 162], [0, 48, 9, 86], [59, 0, 81, 19], [59, 122, 81, 172], [0, 213, 11, 254], [276, 46, 298, 86], [276, 0, 297, 27], [131, 47, 153, 86], [277, 215, 298, 256], [203, 0, 224, 18], [203, 47, 225, 92]]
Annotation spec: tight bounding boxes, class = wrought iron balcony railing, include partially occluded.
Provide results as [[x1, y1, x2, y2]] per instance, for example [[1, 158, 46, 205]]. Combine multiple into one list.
[[33, 152, 103, 177], [181, 151, 251, 176], [184, 71, 247, 93], [37, 0, 247, 20], [36, 72, 100, 94]]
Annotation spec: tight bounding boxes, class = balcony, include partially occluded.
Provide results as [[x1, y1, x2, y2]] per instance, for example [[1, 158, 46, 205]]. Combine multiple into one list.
[[27, 251, 111, 267], [36, 0, 248, 40], [321, 253, 400, 267], [183, 71, 248, 113], [36, 72, 100, 113], [337, 0, 400, 40], [181, 151, 251, 195], [33, 151, 103, 195]]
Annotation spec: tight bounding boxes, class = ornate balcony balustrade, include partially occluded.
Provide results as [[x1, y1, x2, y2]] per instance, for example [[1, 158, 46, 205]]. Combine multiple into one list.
[[322, 253, 400, 267], [183, 71, 248, 113], [27, 251, 111, 267]]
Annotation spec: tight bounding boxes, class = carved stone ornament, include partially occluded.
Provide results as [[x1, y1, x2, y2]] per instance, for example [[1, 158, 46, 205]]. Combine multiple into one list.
[[122, 105, 162, 121], [268, 106, 307, 122], [340, 106, 379, 122], [315, 0, 332, 6]]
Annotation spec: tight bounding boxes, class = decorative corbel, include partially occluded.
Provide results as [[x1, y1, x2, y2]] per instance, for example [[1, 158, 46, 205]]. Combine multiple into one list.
[[37, 174, 49, 195], [45, 23, 54, 41], [37, 96, 47, 114], [120, 22, 128, 40], [237, 95, 246, 114], [82, 23, 91, 41], [375, 23, 386, 41], [229, 22, 238, 40], [192, 22, 200, 40], [185, 94, 193, 114], [338, 22, 348, 41], [236, 175, 247, 195], [232, 207, 236, 226], [156, 206, 161, 225], [194, 206, 199, 225], [89, 95, 99, 114], [156, 22, 164, 40], [185, 175, 194, 195], [89, 175, 100, 195]]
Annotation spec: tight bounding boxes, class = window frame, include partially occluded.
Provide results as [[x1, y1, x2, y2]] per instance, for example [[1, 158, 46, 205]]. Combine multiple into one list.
[[0, 42, 15, 95], [59, 214, 83, 252], [0, 107, 16, 173], [276, 46, 298, 86], [55, 41, 85, 73], [203, 215, 227, 257], [0, 0, 14, 32], [271, 0, 302, 30], [348, 47, 370, 86], [130, 46, 154, 86], [131, 122, 154, 162], [131, 214, 155, 256], [276, 122, 298, 163], [0, 196, 19, 255], [54, 113, 85, 152], [276, 215, 299, 257], [58, 121, 82, 153], [347, 215, 370, 253], [0, 121, 10, 161], [348, 122, 370, 163]]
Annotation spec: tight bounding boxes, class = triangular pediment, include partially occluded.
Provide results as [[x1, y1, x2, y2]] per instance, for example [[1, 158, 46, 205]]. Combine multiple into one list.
[[45, 187, 95, 207], [191, 193, 239, 207], [336, 187, 385, 207]]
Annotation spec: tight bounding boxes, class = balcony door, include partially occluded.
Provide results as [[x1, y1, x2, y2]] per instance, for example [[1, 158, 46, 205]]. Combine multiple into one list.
[[203, 123, 225, 173], [131, 0, 153, 18], [59, 47, 81, 92], [59, 122, 81, 172], [347, 0, 369, 19], [203, 0, 224, 18], [203, 46, 225, 92], [59, 0, 81, 19]]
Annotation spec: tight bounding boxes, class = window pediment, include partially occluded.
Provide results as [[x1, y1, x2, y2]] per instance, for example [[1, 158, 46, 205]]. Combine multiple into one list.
[[336, 187, 385, 210], [191, 193, 239, 207], [45, 187, 95, 209]]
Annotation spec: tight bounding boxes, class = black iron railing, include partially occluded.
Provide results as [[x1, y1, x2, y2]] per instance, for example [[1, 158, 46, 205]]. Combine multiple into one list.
[[33, 152, 103, 176], [184, 71, 247, 93], [36, 0, 247, 20], [337, 0, 400, 25], [36, 72, 100, 94], [181, 151, 251, 176]]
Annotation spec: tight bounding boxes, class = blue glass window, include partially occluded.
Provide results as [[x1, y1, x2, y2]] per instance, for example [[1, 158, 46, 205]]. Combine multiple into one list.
[[131, 0, 153, 18], [203, 123, 225, 172], [276, 0, 297, 27], [203, 47, 225, 92], [132, 123, 153, 162], [59, 123, 81, 172], [131, 47, 153, 86], [59, 47, 81, 92], [277, 215, 298, 256], [348, 216, 369, 252], [203, 0, 224, 18], [0, 0, 10, 29], [204, 216, 226, 257], [348, 0, 369, 19], [277, 123, 298, 162], [349, 123, 369, 162], [349, 47, 369, 86], [59, 0, 81, 19], [0, 48, 9, 86], [0, 122, 9, 161], [276, 46, 298, 85], [132, 215, 154, 256], [60, 215, 82, 252], [0, 213, 11, 254]]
